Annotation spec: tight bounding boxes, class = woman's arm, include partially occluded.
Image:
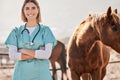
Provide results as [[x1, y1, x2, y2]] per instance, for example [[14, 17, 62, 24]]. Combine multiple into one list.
[[21, 54, 34, 60], [19, 49, 35, 59], [19, 43, 53, 59], [35, 43, 53, 59], [9, 45, 34, 60], [9, 45, 21, 60]]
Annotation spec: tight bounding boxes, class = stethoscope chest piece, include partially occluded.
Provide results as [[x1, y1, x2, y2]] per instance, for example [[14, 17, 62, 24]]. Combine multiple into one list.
[[30, 42, 34, 46]]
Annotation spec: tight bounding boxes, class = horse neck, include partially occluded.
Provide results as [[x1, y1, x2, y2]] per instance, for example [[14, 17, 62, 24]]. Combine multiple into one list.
[[76, 22, 99, 53]]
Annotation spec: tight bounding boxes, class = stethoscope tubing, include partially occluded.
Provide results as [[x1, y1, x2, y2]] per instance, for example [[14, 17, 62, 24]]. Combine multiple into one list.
[[21, 23, 41, 44]]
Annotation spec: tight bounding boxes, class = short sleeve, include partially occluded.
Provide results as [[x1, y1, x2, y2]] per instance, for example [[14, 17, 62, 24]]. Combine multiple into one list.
[[5, 27, 18, 48], [43, 26, 57, 48]]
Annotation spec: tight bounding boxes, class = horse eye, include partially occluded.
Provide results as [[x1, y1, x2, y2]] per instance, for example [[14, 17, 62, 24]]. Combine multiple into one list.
[[112, 26, 118, 31]]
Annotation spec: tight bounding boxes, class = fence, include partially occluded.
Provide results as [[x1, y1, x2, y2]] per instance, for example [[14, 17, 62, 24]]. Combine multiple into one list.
[[0, 53, 68, 80], [1, 53, 120, 80]]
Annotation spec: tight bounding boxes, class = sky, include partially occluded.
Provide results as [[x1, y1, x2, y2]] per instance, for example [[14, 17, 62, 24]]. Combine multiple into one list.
[[0, 0, 120, 43]]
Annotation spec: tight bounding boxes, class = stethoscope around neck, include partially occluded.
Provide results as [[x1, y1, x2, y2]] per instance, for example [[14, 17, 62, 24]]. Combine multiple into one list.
[[21, 23, 41, 46]]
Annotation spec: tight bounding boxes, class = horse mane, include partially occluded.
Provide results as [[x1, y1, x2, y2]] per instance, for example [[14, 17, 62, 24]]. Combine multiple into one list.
[[90, 10, 120, 27], [72, 14, 100, 45], [68, 7, 120, 52], [90, 11, 120, 41]]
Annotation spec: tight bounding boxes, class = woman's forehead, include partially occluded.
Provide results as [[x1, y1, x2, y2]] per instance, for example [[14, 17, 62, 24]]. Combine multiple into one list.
[[24, 2, 37, 8]]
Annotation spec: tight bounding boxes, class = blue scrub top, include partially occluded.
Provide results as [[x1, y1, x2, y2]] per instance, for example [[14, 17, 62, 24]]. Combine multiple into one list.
[[5, 24, 57, 80]]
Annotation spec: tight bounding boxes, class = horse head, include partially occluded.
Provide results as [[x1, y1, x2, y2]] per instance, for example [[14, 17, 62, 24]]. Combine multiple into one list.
[[91, 6, 120, 53]]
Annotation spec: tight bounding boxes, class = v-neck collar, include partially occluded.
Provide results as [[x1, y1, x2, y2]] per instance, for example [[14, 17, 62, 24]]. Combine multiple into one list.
[[30, 25, 40, 42], [21, 24, 40, 42], [26, 27, 36, 36]]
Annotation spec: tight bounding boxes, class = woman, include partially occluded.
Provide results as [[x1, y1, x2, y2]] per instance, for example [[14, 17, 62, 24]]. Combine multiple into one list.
[[5, 0, 57, 80]]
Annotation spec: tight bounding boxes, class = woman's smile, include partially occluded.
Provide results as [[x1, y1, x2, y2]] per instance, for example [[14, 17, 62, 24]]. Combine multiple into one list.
[[24, 2, 38, 21]]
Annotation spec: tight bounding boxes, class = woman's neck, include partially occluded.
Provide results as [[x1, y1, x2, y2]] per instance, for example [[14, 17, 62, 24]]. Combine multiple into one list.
[[26, 20, 38, 27]]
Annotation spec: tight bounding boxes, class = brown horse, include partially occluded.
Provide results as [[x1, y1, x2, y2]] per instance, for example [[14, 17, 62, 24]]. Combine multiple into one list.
[[67, 7, 120, 80], [49, 40, 69, 80]]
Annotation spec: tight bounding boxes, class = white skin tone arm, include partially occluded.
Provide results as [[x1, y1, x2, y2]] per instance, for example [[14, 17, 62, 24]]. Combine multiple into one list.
[[19, 43, 53, 60], [9, 43, 53, 60]]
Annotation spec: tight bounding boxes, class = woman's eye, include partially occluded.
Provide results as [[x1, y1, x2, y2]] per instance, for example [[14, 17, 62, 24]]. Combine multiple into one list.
[[32, 7, 37, 10], [24, 6, 37, 11], [25, 7, 29, 10]]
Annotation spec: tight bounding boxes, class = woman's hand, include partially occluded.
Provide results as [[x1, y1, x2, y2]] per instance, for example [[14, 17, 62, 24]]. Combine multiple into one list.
[[19, 49, 35, 60], [19, 49, 35, 56], [21, 54, 34, 60]]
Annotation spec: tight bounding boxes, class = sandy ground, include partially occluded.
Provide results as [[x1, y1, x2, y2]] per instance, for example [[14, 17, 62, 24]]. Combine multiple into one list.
[[104, 51, 120, 80], [0, 51, 120, 80]]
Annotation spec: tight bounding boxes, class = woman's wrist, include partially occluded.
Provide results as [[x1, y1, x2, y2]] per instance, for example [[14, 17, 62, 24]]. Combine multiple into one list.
[[19, 49, 35, 57]]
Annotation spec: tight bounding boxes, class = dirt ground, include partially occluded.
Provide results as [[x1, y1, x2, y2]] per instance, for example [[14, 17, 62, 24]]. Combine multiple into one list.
[[0, 50, 120, 80]]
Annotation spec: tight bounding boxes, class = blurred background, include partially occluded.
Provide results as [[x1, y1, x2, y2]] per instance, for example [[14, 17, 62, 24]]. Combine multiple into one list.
[[0, 0, 120, 43], [0, 0, 120, 80]]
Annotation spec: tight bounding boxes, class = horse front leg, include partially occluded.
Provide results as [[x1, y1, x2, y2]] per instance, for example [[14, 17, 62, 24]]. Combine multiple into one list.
[[61, 70, 69, 80], [81, 73, 91, 80], [101, 68, 107, 80], [51, 61, 57, 80], [64, 72, 69, 80], [61, 70, 64, 80], [91, 68, 102, 80], [71, 70, 81, 80]]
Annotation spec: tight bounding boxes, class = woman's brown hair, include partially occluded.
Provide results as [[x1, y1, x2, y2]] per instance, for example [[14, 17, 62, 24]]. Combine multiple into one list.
[[21, 0, 42, 23]]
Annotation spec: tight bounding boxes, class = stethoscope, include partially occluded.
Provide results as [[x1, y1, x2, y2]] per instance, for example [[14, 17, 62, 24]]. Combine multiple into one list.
[[21, 23, 41, 46]]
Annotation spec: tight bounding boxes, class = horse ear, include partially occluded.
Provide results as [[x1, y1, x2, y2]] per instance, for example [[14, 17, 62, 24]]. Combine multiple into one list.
[[89, 14, 92, 17], [86, 14, 92, 21], [107, 6, 112, 16], [113, 9, 117, 14]]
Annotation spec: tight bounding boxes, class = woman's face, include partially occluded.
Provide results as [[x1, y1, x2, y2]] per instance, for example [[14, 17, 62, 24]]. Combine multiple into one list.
[[24, 2, 39, 21]]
